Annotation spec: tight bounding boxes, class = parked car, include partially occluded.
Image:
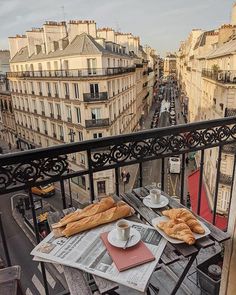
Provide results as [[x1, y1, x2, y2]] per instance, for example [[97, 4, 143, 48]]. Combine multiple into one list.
[[31, 184, 55, 197]]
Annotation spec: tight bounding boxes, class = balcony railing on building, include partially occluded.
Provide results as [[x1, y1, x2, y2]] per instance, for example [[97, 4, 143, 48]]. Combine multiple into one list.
[[83, 92, 108, 102], [202, 69, 236, 84], [7, 67, 136, 79], [1, 116, 236, 295], [85, 118, 110, 128]]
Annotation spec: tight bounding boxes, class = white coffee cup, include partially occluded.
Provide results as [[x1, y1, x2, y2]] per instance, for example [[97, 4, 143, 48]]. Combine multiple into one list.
[[116, 219, 130, 241], [150, 189, 161, 204]]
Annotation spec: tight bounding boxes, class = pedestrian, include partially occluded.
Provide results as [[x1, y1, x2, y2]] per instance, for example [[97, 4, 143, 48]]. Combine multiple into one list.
[[8, 142, 12, 150], [185, 156, 189, 166]]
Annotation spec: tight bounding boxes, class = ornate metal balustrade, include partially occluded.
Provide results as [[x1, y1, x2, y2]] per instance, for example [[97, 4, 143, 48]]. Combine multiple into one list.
[[1, 116, 236, 295], [83, 92, 108, 102], [202, 69, 236, 84], [7, 67, 136, 79]]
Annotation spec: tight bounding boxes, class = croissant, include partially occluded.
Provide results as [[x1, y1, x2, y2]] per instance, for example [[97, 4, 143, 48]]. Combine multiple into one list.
[[156, 219, 196, 245], [162, 208, 205, 234], [52, 196, 115, 229]]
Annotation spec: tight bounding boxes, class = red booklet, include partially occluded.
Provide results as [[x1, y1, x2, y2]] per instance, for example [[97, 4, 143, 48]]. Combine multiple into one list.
[[100, 232, 155, 271]]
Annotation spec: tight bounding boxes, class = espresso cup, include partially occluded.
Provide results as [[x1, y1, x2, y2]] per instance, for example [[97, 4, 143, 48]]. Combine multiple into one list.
[[150, 188, 161, 204], [116, 219, 130, 241]]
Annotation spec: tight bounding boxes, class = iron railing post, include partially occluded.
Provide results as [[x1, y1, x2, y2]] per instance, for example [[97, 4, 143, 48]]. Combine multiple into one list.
[[60, 180, 67, 209], [197, 150, 205, 215], [87, 149, 95, 202], [213, 146, 222, 225], [161, 158, 165, 191], [0, 212, 11, 267], [139, 162, 143, 187], [180, 153, 185, 205], [28, 189, 49, 295], [227, 153, 236, 230], [115, 167, 119, 196]]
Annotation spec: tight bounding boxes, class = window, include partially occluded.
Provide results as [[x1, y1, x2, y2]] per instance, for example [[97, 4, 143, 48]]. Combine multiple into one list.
[[51, 123, 56, 137], [56, 104, 61, 119], [49, 103, 54, 116], [64, 83, 69, 98], [97, 181, 106, 195], [75, 107, 81, 123], [93, 133, 102, 139], [78, 131, 83, 141], [73, 83, 79, 98], [59, 125, 64, 140], [46, 82, 51, 95], [90, 83, 99, 98], [87, 58, 97, 75], [32, 100, 36, 112], [108, 58, 110, 67], [30, 82, 34, 93], [37, 82, 42, 95], [42, 120, 47, 133], [72, 176, 86, 189], [91, 108, 101, 120], [54, 83, 59, 97], [80, 153, 85, 165], [40, 101, 45, 115], [66, 106, 72, 122]]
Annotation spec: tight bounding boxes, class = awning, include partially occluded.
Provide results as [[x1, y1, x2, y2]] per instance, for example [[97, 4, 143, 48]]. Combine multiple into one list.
[[188, 169, 227, 230]]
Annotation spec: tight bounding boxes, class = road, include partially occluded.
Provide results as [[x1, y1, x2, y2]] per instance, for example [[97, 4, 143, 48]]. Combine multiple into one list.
[[0, 191, 66, 294], [142, 79, 184, 200]]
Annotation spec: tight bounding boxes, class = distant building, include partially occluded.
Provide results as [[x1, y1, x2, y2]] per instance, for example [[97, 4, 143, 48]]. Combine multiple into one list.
[[0, 50, 10, 74], [177, 3, 236, 214], [7, 20, 158, 201], [164, 53, 177, 77]]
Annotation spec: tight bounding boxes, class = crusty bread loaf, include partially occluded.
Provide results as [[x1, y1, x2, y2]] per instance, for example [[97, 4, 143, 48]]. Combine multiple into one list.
[[162, 208, 205, 234], [52, 196, 115, 229], [157, 218, 196, 245], [62, 203, 132, 237]]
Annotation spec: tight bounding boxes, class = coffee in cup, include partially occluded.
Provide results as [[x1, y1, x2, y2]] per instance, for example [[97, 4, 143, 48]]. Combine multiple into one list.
[[150, 188, 161, 204], [116, 219, 130, 241]]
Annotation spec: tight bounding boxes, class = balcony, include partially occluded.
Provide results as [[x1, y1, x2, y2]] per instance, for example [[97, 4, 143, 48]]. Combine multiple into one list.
[[7, 67, 136, 79], [85, 118, 110, 128], [0, 116, 236, 295], [83, 92, 108, 102], [219, 172, 232, 186], [202, 69, 236, 84]]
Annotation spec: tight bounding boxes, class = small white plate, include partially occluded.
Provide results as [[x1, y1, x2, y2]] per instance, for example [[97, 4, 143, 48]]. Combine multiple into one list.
[[107, 228, 141, 248], [143, 194, 169, 209], [152, 216, 211, 244]]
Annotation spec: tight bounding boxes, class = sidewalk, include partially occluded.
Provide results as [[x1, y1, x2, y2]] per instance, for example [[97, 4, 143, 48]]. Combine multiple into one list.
[[120, 101, 161, 193]]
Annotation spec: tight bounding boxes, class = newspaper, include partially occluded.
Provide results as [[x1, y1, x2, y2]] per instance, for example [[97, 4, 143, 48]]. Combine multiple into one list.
[[31, 221, 167, 292]]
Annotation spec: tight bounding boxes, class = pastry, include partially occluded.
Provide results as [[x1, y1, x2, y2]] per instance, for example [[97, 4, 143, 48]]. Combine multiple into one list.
[[162, 208, 205, 234], [156, 218, 196, 245], [61, 203, 133, 237], [52, 196, 115, 229]]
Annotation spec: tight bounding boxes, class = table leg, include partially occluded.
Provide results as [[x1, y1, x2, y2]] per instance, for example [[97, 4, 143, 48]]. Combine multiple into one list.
[[170, 251, 198, 295]]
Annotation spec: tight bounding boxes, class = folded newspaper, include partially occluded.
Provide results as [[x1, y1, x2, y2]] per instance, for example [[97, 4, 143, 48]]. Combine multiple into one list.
[[31, 221, 167, 292]]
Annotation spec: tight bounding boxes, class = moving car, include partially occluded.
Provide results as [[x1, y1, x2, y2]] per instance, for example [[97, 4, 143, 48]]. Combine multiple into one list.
[[31, 184, 55, 197]]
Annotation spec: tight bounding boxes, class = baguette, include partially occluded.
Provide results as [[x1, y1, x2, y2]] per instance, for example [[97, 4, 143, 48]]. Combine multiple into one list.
[[62, 203, 133, 237], [52, 196, 115, 229]]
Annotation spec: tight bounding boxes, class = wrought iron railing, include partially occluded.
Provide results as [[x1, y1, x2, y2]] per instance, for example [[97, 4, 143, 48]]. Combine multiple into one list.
[[83, 92, 108, 102], [85, 118, 110, 128], [202, 69, 236, 84], [7, 67, 136, 79], [1, 116, 236, 294]]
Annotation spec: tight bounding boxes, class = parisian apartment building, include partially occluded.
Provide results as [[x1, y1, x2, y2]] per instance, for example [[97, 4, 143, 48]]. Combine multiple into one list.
[[176, 3, 236, 215], [0, 50, 17, 148], [163, 52, 177, 77], [6, 20, 159, 202]]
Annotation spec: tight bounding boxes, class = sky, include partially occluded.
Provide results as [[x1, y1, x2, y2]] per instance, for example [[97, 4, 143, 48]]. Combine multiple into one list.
[[0, 0, 235, 56]]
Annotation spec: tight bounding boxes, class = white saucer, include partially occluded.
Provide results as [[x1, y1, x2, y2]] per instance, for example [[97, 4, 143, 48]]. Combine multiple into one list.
[[143, 194, 169, 209], [107, 228, 141, 248]]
